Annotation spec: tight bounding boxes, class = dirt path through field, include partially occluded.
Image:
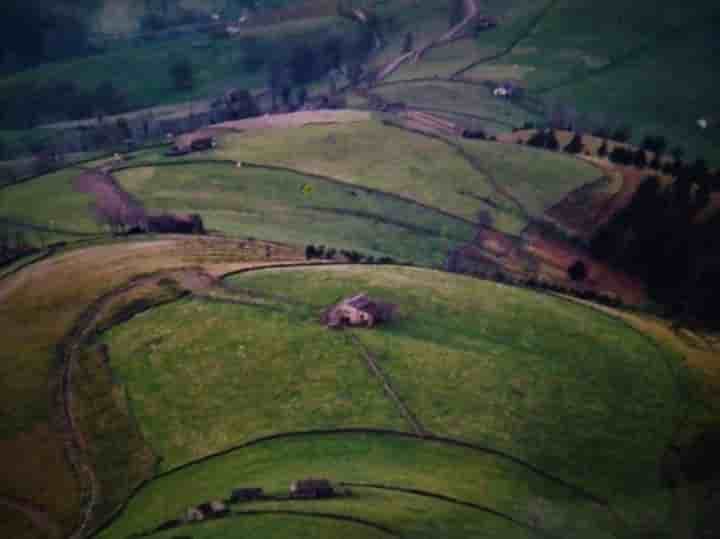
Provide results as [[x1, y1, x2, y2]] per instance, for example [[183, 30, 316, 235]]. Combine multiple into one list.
[[375, 0, 480, 82]]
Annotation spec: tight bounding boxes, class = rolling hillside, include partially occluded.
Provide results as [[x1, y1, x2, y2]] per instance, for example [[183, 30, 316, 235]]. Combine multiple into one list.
[[1, 1, 719, 538]]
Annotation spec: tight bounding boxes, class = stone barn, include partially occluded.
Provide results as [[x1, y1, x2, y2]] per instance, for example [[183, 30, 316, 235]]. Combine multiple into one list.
[[147, 213, 205, 234], [229, 487, 264, 503], [290, 479, 335, 499], [322, 293, 396, 329]]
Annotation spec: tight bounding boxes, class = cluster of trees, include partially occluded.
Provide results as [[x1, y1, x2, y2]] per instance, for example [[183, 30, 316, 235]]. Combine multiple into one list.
[[305, 244, 395, 265], [0, 1, 96, 75], [591, 173, 720, 325], [265, 29, 374, 110], [0, 224, 36, 265], [0, 80, 127, 130]]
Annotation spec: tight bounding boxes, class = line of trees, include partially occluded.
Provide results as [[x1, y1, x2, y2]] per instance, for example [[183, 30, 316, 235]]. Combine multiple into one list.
[[591, 172, 720, 325]]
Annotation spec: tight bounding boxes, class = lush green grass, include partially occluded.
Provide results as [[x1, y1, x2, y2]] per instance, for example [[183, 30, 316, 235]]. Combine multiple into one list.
[[0, 16, 362, 125], [101, 297, 407, 469], [0, 168, 99, 235], [99, 433, 619, 539], [115, 161, 472, 266], [150, 512, 391, 539], [374, 80, 538, 128], [230, 265, 685, 532], [0, 237, 300, 539], [457, 137, 602, 219], [484, 0, 720, 163], [213, 120, 599, 232]]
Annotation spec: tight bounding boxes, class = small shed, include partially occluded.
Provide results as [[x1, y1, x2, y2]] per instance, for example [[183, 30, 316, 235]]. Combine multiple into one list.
[[194, 500, 228, 518], [322, 293, 396, 329], [493, 83, 515, 98], [230, 487, 264, 503], [290, 478, 335, 499], [184, 506, 205, 522], [190, 136, 216, 152]]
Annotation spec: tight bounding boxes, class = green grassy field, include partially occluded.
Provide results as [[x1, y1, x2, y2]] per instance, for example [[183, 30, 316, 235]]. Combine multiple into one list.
[[99, 433, 619, 539], [212, 120, 599, 233], [0, 15, 362, 126], [0, 237, 303, 539], [101, 297, 407, 469], [467, 0, 720, 163], [229, 266, 685, 531], [150, 512, 392, 539], [114, 161, 472, 266], [95, 265, 685, 538]]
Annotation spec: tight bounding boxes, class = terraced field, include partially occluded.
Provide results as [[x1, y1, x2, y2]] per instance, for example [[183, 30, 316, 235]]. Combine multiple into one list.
[[114, 161, 472, 266], [0, 237, 306, 539], [96, 265, 687, 539], [211, 120, 600, 233]]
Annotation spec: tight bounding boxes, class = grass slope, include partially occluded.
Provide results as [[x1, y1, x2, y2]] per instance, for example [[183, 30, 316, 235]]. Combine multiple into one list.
[[99, 433, 618, 539], [230, 265, 685, 533], [101, 297, 407, 470], [212, 120, 599, 233], [0, 237, 302, 539], [476, 0, 720, 162], [115, 162, 473, 266]]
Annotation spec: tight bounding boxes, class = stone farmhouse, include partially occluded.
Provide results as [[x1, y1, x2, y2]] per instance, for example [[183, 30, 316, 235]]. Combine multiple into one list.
[[290, 478, 336, 498], [322, 293, 397, 329]]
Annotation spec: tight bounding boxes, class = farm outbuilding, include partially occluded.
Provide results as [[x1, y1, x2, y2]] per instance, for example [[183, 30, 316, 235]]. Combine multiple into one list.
[[290, 478, 335, 498], [230, 487, 264, 503], [322, 293, 397, 329]]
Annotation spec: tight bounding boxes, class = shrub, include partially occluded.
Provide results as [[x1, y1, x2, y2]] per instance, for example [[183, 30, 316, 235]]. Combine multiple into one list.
[[169, 58, 194, 91], [568, 260, 588, 282]]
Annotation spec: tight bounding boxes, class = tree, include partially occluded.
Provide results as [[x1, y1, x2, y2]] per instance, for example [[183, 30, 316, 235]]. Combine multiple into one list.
[[169, 58, 194, 91], [612, 125, 632, 142], [568, 260, 588, 281], [402, 32, 414, 53], [632, 148, 647, 169], [597, 139, 608, 157], [609, 147, 633, 165], [563, 133, 584, 154], [449, 0, 464, 28], [671, 146, 685, 163], [546, 129, 560, 151], [642, 135, 667, 156]]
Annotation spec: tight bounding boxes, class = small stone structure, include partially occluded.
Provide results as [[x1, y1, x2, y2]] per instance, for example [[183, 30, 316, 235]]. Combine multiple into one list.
[[290, 478, 336, 499], [229, 487, 264, 503], [322, 293, 397, 329], [184, 500, 228, 522]]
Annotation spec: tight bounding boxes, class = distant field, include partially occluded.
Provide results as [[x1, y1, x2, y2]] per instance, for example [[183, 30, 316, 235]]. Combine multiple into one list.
[[212, 120, 600, 233], [115, 162, 472, 266], [372, 80, 537, 128], [0, 16, 361, 122], [99, 433, 618, 539], [488, 0, 720, 163], [457, 137, 602, 219]]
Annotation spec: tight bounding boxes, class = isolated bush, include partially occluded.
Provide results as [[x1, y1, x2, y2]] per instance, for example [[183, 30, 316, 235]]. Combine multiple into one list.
[[611, 125, 632, 142], [563, 133, 584, 154], [568, 260, 588, 282], [609, 147, 633, 165], [169, 58, 194, 91]]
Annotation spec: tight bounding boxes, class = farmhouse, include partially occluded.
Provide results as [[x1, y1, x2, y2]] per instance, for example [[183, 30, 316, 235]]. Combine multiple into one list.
[[493, 83, 515, 98], [322, 293, 396, 329], [290, 478, 335, 498]]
